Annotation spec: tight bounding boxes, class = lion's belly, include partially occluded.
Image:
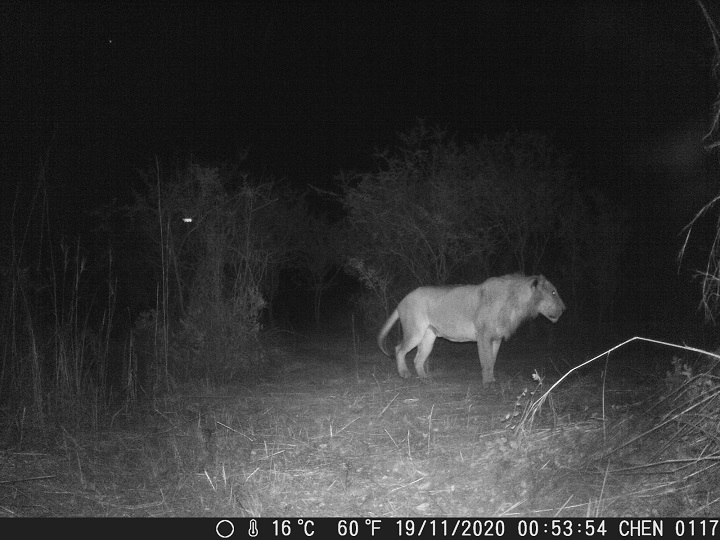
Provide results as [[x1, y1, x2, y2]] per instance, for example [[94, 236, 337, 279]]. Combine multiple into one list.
[[428, 319, 477, 342]]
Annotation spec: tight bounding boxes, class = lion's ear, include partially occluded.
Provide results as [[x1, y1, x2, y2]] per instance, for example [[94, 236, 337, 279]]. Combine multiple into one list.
[[531, 277, 539, 288]]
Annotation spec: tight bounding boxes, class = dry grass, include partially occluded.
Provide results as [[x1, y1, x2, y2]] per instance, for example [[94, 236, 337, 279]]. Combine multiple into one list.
[[1, 337, 719, 517]]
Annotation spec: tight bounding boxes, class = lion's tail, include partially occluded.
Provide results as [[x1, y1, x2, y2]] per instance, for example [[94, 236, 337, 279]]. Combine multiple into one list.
[[377, 309, 400, 357]]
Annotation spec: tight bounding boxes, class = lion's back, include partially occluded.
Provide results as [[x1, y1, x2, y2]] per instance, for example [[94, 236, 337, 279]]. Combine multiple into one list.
[[395, 274, 559, 341], [397, 285, 481, 340]]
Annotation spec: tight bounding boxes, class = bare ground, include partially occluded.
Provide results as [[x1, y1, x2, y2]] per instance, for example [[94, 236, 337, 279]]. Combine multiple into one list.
[[0, 336, 716, 517]]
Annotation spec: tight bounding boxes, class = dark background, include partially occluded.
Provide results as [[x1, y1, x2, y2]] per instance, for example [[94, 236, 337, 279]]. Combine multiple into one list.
[[2, 1, 718, 340]]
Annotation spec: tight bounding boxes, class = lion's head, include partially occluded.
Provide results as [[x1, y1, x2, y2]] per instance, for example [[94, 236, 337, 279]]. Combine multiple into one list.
[[532, 275, 565, 322]]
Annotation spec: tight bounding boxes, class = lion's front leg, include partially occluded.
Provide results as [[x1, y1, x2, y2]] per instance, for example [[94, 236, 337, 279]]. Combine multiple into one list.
[[477, 338, 501, 385]]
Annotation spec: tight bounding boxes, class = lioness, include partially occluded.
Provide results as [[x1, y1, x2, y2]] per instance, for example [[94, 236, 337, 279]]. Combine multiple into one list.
[[377, 274, 565, 385]]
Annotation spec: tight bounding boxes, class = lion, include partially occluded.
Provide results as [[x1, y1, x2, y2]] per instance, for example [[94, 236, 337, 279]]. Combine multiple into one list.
[[377, 274, 565, 385]]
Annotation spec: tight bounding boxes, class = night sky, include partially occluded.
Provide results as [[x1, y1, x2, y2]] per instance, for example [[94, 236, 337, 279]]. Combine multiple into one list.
[[2, 1, 719, 334]]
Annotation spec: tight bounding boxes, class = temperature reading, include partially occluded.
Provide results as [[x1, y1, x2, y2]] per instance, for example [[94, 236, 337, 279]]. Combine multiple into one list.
[[338, 520, 359, 536], [272, 519, 315, 536], [338, 519, 382, 536]]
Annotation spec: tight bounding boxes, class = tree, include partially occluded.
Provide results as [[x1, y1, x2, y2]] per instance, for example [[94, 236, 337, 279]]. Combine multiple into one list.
[[293, 213, 343, 328], [125, 160, 297, 380], [341, 123, 494, 302], [340, 122, 581, 329], [466, 131, 576, 275]]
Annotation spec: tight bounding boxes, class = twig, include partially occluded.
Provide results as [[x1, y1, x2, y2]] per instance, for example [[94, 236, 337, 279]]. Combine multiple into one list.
[[0, 475, 56, 484], [378, 393, 399, 418], [334, 416, 360, 435]]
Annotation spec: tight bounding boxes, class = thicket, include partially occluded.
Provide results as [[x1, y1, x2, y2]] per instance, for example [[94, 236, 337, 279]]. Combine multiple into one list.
[[339, 122, 627, 331]]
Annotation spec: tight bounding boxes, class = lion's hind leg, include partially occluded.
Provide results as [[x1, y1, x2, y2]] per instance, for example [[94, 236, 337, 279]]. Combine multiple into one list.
[[394, 343, 411, 378], [395, 323, 431, 379], [413, 330, 437, 378]]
